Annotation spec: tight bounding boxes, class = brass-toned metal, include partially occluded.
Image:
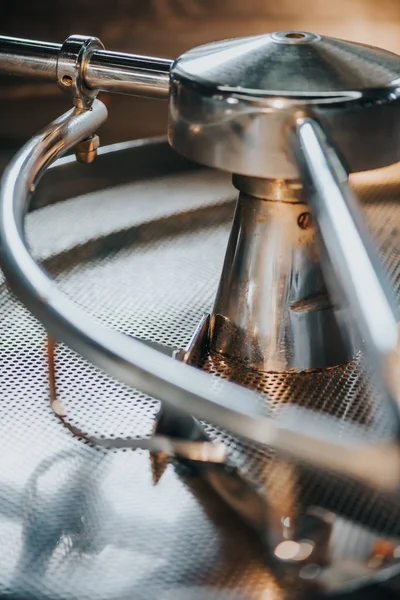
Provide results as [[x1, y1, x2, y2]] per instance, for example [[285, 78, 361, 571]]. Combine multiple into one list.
[[232, 175, 304, 203], [74, 134, 100, 164]]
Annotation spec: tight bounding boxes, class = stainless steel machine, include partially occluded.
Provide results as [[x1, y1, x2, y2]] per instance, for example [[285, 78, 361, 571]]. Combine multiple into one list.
[[1, 30, 400, 599]]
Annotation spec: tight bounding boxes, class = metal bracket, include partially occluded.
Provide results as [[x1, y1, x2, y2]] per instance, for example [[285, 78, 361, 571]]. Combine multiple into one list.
[[57, 34, 105, 110]]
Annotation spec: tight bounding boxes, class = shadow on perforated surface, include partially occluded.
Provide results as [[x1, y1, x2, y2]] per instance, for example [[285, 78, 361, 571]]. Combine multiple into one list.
[[1, 155, 400, 599]]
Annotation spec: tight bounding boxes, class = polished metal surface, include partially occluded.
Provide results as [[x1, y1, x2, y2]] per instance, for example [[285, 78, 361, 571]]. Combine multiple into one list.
[[2, 32, 400, 174], [3, 26, 400, 596], [232, 175, 304, 203], [57, 35, 105, 109], [2, 115, 396, 490], [0, 35, 171, 99], [177, 312, 210, 364], [0, 35, 59, 80], [210, 188, 355, 371], [172, 31, 400, 95], [169, 32, 400, 178], [152, 381, 279, 544], [86, 48, 171, 98], [0, 141, 400, 598], [291, 117, 400, 419]]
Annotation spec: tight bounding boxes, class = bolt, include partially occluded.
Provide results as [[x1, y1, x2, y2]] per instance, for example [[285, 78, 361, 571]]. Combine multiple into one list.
[[74, 134, 100, 164], [298, 212, 313, 229]]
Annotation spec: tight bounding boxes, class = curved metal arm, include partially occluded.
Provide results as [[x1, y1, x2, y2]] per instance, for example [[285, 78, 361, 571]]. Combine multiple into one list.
[[291, 117, 400, 420], [1, 103, 400, 492]]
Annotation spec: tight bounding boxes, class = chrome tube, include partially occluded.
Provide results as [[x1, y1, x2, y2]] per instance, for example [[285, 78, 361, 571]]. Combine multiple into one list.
[[291, 117, 400, 416], [0, 105, 400, 492], [86, 49, 171, 98], [0, 35, 59, 80], [0, 35, 171, 99]]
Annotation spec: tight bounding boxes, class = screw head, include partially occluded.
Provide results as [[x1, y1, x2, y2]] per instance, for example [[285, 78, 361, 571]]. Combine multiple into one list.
[[298, 212, 313, 230]]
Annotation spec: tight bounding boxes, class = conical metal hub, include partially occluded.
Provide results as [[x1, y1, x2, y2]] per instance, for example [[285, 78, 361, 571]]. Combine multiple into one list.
[[169, 31, 400, 179], [172, 30, 400, 97], [170, 30, 400, 372]]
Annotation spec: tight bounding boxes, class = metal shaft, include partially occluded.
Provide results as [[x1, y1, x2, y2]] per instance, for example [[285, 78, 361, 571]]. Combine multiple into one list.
[[1, 104, 400, 491], [0, 35, 171, 99], [291, 117, 400, 418]]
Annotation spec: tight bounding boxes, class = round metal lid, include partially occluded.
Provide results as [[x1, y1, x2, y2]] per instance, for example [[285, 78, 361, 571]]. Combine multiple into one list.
[[172, 31, 400, 98]]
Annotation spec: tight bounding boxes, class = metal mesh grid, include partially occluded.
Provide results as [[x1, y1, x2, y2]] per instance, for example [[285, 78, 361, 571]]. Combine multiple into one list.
[[1, 153, 400, 599]]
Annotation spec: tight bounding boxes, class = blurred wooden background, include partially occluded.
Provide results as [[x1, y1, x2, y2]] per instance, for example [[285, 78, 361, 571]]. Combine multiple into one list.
[[1, 0, 400, 148]]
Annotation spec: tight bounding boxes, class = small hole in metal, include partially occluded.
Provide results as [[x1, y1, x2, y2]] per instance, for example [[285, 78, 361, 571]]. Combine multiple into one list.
[[62, 75, 73, 86], [285, 33, 306, 39]]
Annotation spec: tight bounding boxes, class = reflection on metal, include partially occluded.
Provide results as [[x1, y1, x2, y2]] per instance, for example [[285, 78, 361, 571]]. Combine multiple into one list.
[[47, 333, 228, 463], [210, 188, 354, 371], [291, 117, 400, 421], [169, 31, 400, 179], [264, 459, 299, 547], [232, 174, 304, 203], [149, 312, 281, 539], [152, 387, 278, 539], [176, 313, 210, 365], [2, 107, 400, 493], [274, 540, 314, 561], [150, 313, 211, 483], [0, 34, 172, 99], [2, 26, 400, 597], [56, 35, 105, 109]]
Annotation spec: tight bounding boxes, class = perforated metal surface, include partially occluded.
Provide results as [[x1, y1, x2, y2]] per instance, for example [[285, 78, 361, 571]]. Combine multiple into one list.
[[1, 142, 400, 599]]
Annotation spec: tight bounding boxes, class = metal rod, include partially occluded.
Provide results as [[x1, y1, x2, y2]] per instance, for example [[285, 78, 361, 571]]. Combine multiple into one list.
[[291, 116, 400, 418], [0, 35, 171, 99], [1, 105, 400, 492], [86, 49, 171, 98], [0, 36, 59, 80]]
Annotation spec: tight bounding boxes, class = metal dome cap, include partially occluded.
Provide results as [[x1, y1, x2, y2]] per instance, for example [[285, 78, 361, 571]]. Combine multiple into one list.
[[169, 31, 400, 178]]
